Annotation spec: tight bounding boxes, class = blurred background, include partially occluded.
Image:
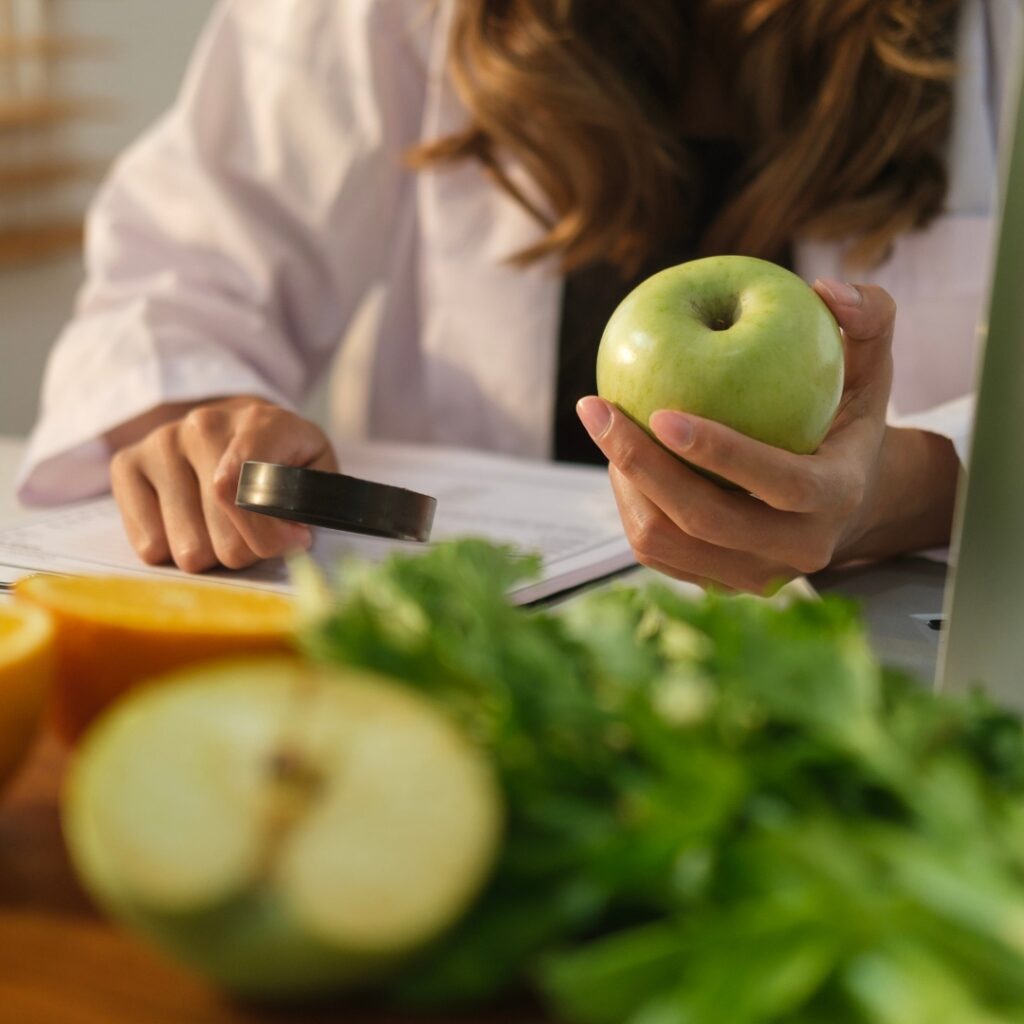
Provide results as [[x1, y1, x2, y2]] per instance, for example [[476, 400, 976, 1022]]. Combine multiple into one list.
[[0, 0, 212, 437]]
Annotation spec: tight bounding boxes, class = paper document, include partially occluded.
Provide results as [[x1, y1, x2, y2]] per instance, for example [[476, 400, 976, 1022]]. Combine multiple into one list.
[[0, 442, 636, 604]]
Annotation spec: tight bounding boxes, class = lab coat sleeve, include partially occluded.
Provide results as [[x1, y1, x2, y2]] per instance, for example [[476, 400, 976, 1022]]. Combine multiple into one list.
[[891, 394, 976, 466], [17, 0, 422, 504]]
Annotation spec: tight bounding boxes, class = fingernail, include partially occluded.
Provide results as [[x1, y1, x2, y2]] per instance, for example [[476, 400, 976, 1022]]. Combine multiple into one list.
[[576, 397, 612, 439], [650, 410, 695, 451], [818, 278, 862, 307]]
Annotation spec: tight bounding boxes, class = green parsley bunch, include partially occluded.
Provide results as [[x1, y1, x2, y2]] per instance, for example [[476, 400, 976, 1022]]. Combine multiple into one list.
[[298, 541, 1024, 1024]]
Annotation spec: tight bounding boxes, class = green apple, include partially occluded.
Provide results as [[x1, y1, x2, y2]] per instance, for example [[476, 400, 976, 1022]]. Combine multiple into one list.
[[62, 657, 502, 998], [597, 255, 845, 458]]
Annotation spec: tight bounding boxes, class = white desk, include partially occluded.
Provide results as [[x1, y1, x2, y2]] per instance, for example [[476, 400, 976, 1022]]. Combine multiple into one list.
[[0, 436, 946, 680]]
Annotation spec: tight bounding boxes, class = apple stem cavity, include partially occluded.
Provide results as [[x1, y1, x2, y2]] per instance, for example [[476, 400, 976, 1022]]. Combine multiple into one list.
[[258, 746, 325, 880], [692, 295, 741, 332]]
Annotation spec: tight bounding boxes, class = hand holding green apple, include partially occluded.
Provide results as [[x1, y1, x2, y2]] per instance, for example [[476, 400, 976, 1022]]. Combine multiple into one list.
[[578, 256, 960, 591]]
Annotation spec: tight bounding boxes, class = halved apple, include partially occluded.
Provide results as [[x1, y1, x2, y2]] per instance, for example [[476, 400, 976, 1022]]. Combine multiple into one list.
[[62, 657, 502, 998]]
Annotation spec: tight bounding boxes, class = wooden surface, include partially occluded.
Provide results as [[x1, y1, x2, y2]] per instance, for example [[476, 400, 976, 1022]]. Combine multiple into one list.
[[0, 220, 83, 268], [0, 731, 540, 1024], [0, 95, 114, 129], [0, 158, 105, 193], [0, 34, 112, 59]]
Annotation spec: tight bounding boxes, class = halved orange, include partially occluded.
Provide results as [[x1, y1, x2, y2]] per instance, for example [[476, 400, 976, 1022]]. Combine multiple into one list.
[[0, 600, 55, 790], [14, 576, 295, 743]]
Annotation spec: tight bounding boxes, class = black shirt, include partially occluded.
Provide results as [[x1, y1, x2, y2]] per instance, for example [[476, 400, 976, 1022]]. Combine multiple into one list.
[[552, 139, 747, 465]]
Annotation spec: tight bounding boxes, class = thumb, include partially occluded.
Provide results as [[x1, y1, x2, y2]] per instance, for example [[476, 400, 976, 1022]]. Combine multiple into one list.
[[813, 279, 896, 348], [813, 279, 895, 422]]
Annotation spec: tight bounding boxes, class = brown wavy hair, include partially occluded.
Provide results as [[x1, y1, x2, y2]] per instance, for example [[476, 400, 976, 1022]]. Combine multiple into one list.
[[413, 0, 960, 274]]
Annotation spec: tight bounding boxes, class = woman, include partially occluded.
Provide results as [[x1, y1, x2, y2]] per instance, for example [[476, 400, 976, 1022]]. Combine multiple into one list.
[[16, 0, 1015, 591]]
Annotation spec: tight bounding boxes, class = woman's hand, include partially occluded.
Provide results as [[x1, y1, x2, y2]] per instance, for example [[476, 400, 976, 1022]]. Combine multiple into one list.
[[576, 279, 960, 593], [109, 396, 338, 573]]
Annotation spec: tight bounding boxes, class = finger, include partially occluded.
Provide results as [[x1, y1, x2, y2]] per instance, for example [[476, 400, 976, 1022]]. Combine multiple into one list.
[[110, 451, 172, 566], [226, 503, 313, 562], [209, 415, 337, 528], [141, 434, 221, 573], [609, 467, 794, 594], [813, 280, 895, 346], [647, 408, 834, 515], [307, 445, 340, 472], [634, 556, 736, 594], [580, 396, 817, 563], [638, 414, 850, 572], [209, 450, 313, 562], [209, 417, 337, 554], [181, 405, 319, 563], [177, 432, 288, 570], [814, 279, 895, 410], [196, 485, 265, 571], [212, 416, 338, 507]]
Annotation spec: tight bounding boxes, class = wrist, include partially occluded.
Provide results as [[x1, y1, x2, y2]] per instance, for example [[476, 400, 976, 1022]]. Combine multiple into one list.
[[836, 426, 960, 564]]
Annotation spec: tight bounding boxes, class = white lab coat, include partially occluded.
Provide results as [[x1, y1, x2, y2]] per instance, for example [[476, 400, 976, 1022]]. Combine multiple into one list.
[[16, 0, 1019, 503]]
